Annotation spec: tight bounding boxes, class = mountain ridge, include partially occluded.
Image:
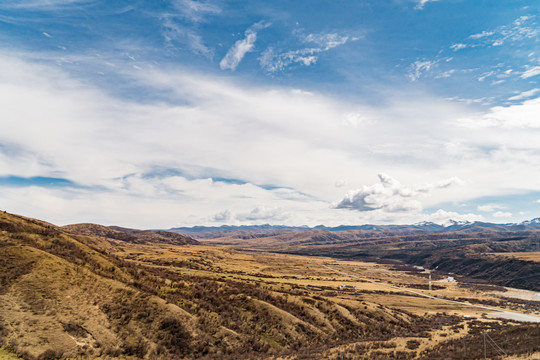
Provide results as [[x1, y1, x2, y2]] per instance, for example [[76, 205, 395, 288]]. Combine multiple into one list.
[[169, 218, 540, 237]]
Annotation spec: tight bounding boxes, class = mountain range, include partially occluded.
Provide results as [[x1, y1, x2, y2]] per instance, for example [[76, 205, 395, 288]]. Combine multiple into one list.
[[169, 218, 540, 238]]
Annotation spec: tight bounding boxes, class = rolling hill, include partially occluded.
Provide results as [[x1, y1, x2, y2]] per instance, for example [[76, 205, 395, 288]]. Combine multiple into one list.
[[1, 211, 539, 359]]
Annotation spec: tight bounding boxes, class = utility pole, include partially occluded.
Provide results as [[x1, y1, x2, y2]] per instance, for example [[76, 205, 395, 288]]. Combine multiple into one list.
[[483, 331, 487, 360], [428, 272, 432, 292]]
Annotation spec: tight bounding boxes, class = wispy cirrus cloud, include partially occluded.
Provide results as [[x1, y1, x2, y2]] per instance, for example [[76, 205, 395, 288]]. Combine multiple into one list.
[[469, 30, 494, 40], [160, 17, 214, 58], [407, 60, 437, 81], [158, 0, 221, 58], [409, 15, 538, 84], [0, 0, 94, 9], [450, 43, 467, 51], [220, 21, 271, 71], [521, 65, 540, 79], [259, 32, 354, 73], [415, 0, 440, 10], [171, 0, 221, 23], [508, 88, 540, 101], [451, 15, 538, 51]]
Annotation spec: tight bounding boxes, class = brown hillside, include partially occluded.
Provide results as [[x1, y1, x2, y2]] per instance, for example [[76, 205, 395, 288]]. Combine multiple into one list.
[[1, 211, 539, 359], [62, 223, 198, 246]]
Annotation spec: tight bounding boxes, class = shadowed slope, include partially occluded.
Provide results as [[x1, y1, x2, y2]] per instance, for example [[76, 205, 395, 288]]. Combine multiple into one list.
[[62, 223, 198, 246]]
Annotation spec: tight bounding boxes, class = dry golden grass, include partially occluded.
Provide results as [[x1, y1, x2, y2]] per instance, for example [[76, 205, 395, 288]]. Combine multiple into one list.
[[101, 240, 538, 320], [490, 252, 540, 262], [0, 348, 21, 360], [2, 211, 539, 359], [0, 245, 126, 358]]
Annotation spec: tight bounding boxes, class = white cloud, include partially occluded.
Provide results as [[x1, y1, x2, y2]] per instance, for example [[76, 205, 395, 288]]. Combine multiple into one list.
[[415, 0, 439, 10], [508, 88, 540, 101], [435, 69, 455, 79], [477, 204, 504, 212], [433, 15, 539, 84], [236, 206, 288, 222], [259, 48, 317, 72], [259, 32, 353, 72], [407, 60, 437, 81], [436, 177, 464, 188], [460, 16, 538, 51], [493, 211, 512, 218], [477, 71, 494, 82], [423, 209, 484, 226], [303, 33, 350, 50], [0, 0, 92, 9], [3, 51, 540, 228], [521, 66, 540, 79], [477, 205, 493, 212], [334, 173, 462, 214], [159, 1, 221, 57], [445, 96, 492, 105], [450, 43, 467, 51], [220, 21, 270, 71], [171, 0, 221, 23], [458, 97, 540, 128], [469, 31, 494, 39], [343, 112, 369, 127], [212, 209, 231, 222], [161, 17, 214, 58]]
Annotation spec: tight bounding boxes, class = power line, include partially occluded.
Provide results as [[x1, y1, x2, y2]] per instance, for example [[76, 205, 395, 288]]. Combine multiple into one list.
[[485, 331, 507, 356], [482, 331, 507, 358], [483, 332, 487, 360]]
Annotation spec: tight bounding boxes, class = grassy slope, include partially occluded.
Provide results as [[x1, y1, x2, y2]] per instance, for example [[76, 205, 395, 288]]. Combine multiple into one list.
[[200, 229, 540, 291], [0, 212, 194, 359], [1, 211, 539, 359]]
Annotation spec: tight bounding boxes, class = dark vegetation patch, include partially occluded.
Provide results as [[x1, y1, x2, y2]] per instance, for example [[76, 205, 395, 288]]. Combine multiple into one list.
[[420, 322, 540, 359], [61, 321, 89, 338]]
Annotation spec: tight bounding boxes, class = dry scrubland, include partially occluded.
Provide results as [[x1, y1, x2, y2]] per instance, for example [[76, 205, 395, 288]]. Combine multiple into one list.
[[490, 252, 540, 262], [0, 211, 539, 359]]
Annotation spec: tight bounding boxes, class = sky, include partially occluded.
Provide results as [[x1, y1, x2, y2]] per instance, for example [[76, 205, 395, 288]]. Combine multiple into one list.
[[0, 0, 539, 228]]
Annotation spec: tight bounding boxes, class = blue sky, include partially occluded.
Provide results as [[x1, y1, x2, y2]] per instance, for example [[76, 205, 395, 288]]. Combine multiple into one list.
[[0, 0, 539, 227]]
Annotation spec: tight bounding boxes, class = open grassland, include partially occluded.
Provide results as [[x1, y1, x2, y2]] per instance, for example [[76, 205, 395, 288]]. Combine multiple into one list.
[[199, 230, 540, 292], [1, 211, 539, 359]]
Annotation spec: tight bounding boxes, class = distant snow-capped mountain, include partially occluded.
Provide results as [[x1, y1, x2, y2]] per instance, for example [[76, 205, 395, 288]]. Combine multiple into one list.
[[520, 217, 540, 226], [169, 218, 540, 236]]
